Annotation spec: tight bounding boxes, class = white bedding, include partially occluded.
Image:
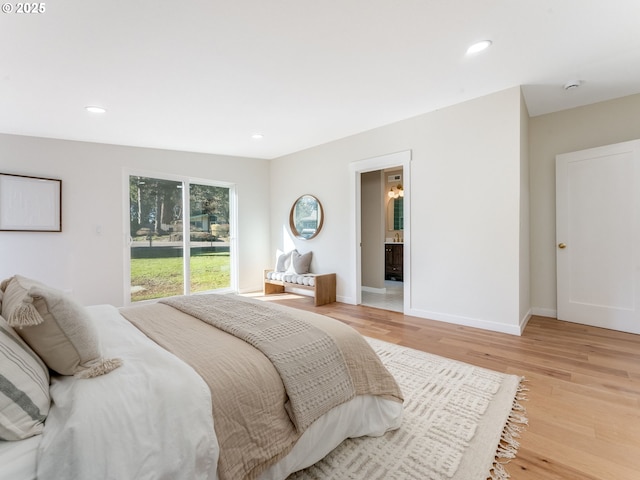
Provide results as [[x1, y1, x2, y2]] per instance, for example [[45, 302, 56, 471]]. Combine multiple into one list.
[[37, 304, 219, 480], [0, 435, 39, 480], [0, 304, 402, 480]]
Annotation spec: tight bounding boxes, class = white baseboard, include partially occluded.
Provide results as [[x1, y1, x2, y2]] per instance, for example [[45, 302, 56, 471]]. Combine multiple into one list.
[[519, 309, 532, 335], [531, 307, 557, 319], [337, 295, 352, 304], [361, 286, 387, 294], [285, 286, 313, 298], [405, 307, 523, 336], [237, 286, 263, 294], [247, 287, 555, 336]]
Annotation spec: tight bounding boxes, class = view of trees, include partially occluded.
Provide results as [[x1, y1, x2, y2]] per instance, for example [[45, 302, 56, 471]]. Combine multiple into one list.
[[129, 176, 229, 240], [128, 175, 232, 301]]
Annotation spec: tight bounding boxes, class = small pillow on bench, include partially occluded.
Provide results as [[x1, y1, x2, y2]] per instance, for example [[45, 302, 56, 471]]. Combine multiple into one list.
[[275, 249, 295, 272], [288, 250, 312, 274]]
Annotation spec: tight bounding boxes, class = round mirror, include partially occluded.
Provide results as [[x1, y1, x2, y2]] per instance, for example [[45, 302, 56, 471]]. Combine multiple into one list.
[[289, 194, 324, 240]]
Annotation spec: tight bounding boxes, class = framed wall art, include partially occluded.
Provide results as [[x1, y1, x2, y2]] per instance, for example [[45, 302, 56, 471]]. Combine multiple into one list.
[[0, 173, 62, 232]]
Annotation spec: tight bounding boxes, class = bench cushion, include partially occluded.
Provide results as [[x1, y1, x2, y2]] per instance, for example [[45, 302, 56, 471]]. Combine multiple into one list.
[[265, 271, 316, 287]]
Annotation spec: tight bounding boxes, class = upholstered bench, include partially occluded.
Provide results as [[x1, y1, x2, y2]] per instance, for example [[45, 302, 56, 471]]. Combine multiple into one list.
[[263, 270, 336, 306], [264, 249, 336, 306]]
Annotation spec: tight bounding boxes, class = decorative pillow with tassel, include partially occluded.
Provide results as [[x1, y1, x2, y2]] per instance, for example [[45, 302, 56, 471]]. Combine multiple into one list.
[[0, 275, 122, 379]]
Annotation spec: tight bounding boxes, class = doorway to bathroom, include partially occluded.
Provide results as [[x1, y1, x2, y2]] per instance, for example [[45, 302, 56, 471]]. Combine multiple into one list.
[[350, 150, 410, 313], [361, 168, 404, 312]]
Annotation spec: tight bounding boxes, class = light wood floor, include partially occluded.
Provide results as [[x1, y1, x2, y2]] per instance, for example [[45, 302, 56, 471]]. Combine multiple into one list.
[[253, 293, 640, 480]]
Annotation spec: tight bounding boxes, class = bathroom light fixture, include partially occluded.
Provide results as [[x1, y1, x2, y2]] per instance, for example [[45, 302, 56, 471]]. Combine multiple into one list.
[[388, 184, 404, 199], [251, 133, 264, 140], [466, 40, 492, 55], [85, 105, 106, 114]]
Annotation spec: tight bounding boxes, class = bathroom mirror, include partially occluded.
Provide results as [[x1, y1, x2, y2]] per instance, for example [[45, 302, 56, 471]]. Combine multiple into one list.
[[290, 194, 324, 240], [393, 197, 404, 230], [387, 197, 404, 231]]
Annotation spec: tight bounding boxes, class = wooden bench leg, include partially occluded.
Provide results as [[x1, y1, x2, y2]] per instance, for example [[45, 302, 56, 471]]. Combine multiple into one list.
[[314, 274, 336, 306], [264, 281, 285, 295]]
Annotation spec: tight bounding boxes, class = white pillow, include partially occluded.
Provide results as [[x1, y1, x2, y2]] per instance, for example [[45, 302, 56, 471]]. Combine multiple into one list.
[[0, 314, 50, 440], [275, 249, 295, 272]]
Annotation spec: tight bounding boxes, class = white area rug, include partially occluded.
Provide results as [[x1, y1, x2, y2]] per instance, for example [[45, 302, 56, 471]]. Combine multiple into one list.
[[289, 338, 527, 480]]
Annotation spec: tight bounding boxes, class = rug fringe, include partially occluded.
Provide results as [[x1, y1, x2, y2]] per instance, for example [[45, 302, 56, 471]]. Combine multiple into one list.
[[489, 379, 529, 480]]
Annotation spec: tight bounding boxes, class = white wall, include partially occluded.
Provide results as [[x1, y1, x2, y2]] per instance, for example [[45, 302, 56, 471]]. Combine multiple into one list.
[[270, 87, 528, 334], [0, 134, 271, 306], [529, 93, 640, 317], [8, 84, 604, 334]]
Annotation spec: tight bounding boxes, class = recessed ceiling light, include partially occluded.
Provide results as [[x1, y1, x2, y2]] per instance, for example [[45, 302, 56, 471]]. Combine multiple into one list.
[[466, 40, 492, 55], [251, 133, 264, 140], [563, 80, 582, 91], [85, 105, 106, 114]]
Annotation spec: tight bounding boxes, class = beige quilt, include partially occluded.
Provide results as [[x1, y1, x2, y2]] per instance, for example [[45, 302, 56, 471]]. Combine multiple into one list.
[[161, 293, 356, 432], [120, 295, 402, 480]]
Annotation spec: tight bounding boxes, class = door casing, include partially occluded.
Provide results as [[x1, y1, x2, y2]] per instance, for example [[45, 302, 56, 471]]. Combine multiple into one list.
[[349, 151, 411, 310]]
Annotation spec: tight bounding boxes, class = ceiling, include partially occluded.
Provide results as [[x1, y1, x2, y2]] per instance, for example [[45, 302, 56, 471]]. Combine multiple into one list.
[[2, 1, 640, 159]]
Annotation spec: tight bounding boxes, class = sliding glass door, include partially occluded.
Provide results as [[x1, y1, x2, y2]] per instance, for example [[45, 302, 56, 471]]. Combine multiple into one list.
[[188, 183, 231, 294], [128, 174, 233, 302]]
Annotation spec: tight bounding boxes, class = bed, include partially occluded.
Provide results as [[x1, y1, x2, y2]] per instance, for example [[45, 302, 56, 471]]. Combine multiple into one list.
[[0, 275, 403, 480]]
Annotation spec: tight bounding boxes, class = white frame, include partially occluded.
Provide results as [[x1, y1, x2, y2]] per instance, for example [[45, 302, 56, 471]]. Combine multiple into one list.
[[0, 173, 62, 232], [349, 150, 411, 310], [122, 169, 238, 305]]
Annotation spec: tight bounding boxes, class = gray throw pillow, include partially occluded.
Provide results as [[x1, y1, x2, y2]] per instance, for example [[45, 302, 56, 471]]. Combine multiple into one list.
[[289, 250, 312, 274]]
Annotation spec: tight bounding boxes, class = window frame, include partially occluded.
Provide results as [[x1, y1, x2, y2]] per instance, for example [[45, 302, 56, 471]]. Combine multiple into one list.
[[123, 169, 238, 305]]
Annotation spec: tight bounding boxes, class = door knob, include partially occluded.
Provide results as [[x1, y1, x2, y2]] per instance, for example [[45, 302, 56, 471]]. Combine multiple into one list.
[[558, 243, 566, 249]]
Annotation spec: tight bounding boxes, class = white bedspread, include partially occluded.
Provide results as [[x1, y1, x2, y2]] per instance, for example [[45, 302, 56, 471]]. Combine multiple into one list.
[[36, 305, 219, 480]]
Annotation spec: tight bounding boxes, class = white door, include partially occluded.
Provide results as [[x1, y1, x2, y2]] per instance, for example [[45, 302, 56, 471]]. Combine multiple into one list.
[[556, 139, 640, 334]]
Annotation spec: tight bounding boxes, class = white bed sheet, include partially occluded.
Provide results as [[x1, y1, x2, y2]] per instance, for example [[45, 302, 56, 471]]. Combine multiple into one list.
[[0, 435, 39, 480], [0, 304, 402, 480]]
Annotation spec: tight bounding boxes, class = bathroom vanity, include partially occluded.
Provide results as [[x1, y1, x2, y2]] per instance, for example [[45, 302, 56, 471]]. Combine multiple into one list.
[[384, 243, 403, 281]]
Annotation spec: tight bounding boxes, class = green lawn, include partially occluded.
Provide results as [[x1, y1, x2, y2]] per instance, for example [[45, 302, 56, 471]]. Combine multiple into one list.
[[130, 252, 230, 301]]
